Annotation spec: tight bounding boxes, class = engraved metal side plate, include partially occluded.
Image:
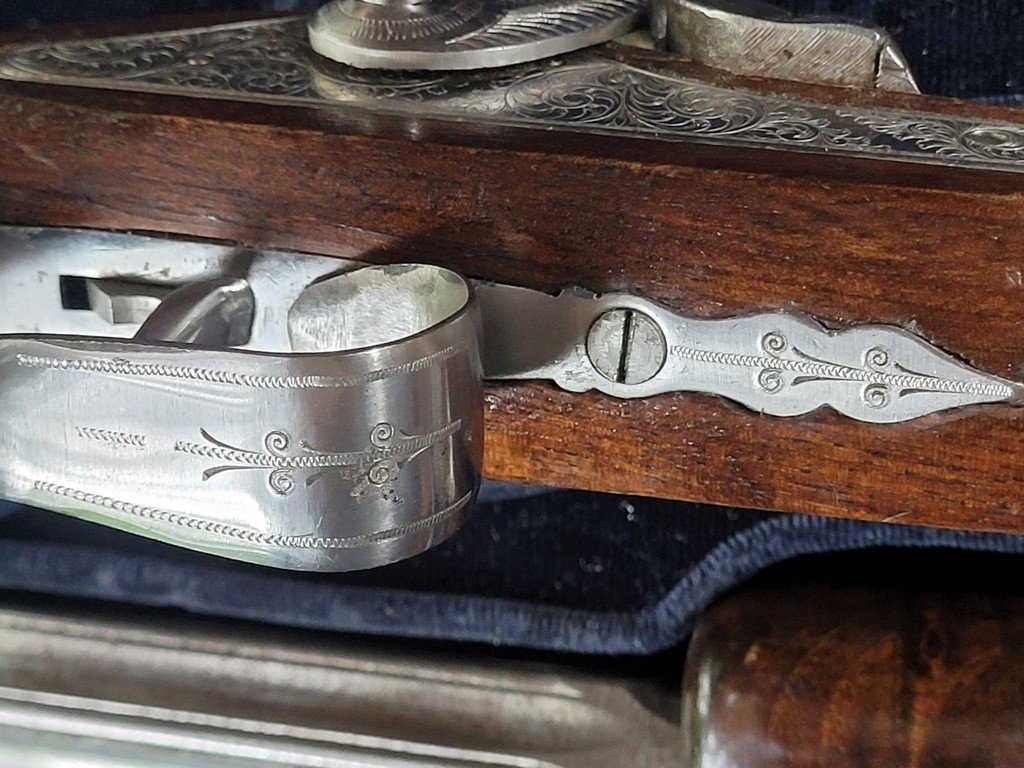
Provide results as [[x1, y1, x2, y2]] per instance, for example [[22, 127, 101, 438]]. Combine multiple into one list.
[[1, 18, 1024, 173], [478, 283, 1021, 423]]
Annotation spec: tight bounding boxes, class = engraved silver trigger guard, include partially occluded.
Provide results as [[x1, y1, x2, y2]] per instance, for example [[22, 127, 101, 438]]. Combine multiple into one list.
[[0, 226, 1019, 572], [0, 228, 482, 572]]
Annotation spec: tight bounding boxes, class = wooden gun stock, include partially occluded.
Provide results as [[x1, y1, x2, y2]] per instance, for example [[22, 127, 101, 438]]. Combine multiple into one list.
[[684, 553, 1024, 767], [3, 15, 1024, 533]]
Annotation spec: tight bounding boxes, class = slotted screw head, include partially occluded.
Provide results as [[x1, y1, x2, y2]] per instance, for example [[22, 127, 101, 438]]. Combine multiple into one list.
[[586, 309, 667, 385]]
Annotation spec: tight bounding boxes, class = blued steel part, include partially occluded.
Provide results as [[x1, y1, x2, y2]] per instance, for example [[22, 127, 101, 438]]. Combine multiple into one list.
[[2, 20, 1022, 173], [307, 0, 646, 70], [477, 283, 1020, 423], [658, 0, 920, 93], [0, 227, 482, 573], [0, 606, 683, 768]]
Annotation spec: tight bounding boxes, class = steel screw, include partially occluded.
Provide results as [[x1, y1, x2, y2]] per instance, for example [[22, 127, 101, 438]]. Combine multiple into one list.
[[586, 308, 667, 385]]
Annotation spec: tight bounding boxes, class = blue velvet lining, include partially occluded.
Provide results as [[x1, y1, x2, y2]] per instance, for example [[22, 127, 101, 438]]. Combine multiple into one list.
[[2, 500, 1024, 654]]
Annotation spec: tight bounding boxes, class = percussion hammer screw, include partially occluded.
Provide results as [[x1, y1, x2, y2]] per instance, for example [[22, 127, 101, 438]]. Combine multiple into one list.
[[586, 309, 667, 385]]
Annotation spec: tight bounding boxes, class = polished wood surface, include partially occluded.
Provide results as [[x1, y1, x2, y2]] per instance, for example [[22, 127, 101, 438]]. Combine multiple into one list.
[[683, 553, 1024, 768], [3, 18, 1024, 532]]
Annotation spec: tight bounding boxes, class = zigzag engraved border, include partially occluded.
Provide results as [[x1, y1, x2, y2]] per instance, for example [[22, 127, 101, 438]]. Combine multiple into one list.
[[15, 346, 459, 389], [76, 427, 148, 448], [34, 481, 473, 549]]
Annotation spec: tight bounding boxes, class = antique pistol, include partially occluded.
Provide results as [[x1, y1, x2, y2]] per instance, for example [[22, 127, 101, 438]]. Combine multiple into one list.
[[1, 1, 1023, 570]]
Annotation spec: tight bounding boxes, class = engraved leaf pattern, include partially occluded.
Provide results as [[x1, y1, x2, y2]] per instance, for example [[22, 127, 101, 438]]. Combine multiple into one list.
[[174, 421, 461, 499], [663, 318, 1017, 423], [842, 114, 1024, 162], [461, 0, 643, 49]]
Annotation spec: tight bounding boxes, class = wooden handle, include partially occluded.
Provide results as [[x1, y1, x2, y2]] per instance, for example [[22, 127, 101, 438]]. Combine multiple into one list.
[[683, 554, 1024, 767]]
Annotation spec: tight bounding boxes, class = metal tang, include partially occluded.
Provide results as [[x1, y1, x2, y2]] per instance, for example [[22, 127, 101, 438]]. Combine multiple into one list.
[[0, 227, 483, 572]]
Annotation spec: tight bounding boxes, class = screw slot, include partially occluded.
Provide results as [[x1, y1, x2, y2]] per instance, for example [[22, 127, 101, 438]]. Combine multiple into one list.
[[586, 308, 667, 385]]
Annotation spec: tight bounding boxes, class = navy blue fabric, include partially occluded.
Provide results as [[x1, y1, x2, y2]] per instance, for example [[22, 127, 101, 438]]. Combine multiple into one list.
[[3, 499, 1024, 654], [0, 1, 1023, 655]]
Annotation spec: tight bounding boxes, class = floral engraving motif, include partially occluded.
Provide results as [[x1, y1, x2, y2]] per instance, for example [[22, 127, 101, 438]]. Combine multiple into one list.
[[671, 329, 1014, 417], [2, 19, 1023, 172], [839, 114, 1024, 163], [174, 421, 461, 499], [2, 23, 315, 98], [752, 331, 1014, 407], [502, 66, 876, 153]]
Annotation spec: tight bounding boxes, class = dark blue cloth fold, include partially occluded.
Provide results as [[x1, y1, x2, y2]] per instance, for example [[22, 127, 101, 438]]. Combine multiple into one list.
[[2, 499, 1024, 654]]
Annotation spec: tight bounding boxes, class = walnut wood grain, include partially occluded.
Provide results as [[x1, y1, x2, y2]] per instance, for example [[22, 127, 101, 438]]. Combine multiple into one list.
[[683, 554, 1024, 768], [2, 19, 1024, 533]]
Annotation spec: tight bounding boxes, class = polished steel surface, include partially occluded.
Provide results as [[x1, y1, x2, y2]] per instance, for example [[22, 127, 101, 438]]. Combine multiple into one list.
[[0, 227, 482, 572], [657, 0, 920, 92], [135, 276, 255, 346], [2, 19, 1024, 173], [308, 0, 645, 70], [85, 278, 172, 327], [478, 283, 1020, 423], [0, 606, 682, 767]]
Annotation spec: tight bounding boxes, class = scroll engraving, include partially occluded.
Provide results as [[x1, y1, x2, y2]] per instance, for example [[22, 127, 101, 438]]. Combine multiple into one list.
[[842, 114, 1024, 164], [1, 19, 1023, 173], [175, 421, 462, 499], [659, 316, 1019, 422], [670, 331, 1014, 409]]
